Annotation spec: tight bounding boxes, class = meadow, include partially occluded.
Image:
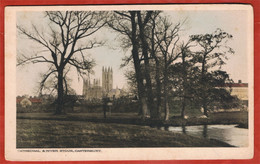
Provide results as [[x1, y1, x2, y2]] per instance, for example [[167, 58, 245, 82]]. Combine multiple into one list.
[[17, 118, 231, 148], [16, 111, 248, 148]]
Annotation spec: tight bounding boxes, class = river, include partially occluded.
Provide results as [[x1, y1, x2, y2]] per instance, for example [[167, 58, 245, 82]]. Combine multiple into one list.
[[161, 124, 248, 147]]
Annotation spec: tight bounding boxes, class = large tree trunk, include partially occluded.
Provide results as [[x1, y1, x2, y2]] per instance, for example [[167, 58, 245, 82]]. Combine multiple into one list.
[[163, 53, 170, 121], [137, 12, 155, 118], [151, 18, 161, 119], [140, 97, 149, 117], [155, 61, 162, 118], [144, 64, 155, 118], [164, 89, 170, 121], [132, 48, 149, 118], [181, 52, 187, 119], [203, 102, 208, 117], [56, 69, 64, 114], [181, 97, 186, 118], [201, 54, 208, 117], [163, 69, 170, 121], [130, 11, 149, 118], [181, 80, 187, 118]]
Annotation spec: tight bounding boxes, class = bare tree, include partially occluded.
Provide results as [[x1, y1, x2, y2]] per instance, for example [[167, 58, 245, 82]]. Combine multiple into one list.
[[146, 12, 162, 118], [136, 11, 160, 118], [107, 11, 150, 118], [154, 17, 182, 121], [37, 66, 74, 96], [17, 11, 106, 114], [178, 41, 195, 118]]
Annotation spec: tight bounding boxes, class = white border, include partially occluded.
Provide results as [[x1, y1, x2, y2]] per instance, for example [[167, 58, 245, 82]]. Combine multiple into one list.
[[5, 4, 254, 161]]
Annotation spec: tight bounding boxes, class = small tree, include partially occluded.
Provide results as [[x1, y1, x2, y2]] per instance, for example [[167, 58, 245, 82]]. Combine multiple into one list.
[[17, 11, 106, 114], [154, 17, 182, 120], [170, 41, 197, 118], [190, 28, 234, 116]]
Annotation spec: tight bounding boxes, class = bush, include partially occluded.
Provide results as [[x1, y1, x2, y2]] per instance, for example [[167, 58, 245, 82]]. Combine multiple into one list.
[[16, 104, 55, 113]]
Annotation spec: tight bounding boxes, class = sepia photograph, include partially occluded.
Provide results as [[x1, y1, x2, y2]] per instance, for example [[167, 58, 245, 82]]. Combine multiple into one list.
[[5, 4, 253, 161]]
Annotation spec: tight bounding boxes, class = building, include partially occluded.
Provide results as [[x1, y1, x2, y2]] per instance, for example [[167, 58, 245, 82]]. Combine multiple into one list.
[[83, 66, 123, 100], [16, 96, 42, 108], [83, 78, 103, 100], [221, 80, 248, 101], [102, 66, 113, 93], [229, 81, 248, 101]]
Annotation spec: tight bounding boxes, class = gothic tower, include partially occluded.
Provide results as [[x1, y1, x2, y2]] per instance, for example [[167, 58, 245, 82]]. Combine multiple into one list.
[[83, 77, 102, 100], [102, 66, 113, 93], [83, 78, 90, 96], [82, 78, 90, 99]]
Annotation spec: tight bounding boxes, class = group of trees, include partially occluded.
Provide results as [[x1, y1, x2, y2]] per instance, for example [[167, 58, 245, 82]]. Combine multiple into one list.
[[17, 10, 236, 119], [107, 11, 236, 120]]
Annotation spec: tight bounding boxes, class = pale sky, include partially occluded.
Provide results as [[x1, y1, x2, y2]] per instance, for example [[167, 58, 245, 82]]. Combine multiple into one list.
[[16, 8, 251, 96]]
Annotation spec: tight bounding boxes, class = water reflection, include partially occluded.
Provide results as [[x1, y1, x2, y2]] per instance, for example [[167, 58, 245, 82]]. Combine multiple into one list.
[[203, 125, 207, 138], [182, 125, 186, 134], [166, 124, 248, 147]]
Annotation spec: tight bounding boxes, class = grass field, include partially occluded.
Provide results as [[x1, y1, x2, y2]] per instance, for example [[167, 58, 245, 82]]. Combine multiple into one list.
[[16, 111, 247, 148], [17, 111, 248, 127], [17, 119, 231, 148]]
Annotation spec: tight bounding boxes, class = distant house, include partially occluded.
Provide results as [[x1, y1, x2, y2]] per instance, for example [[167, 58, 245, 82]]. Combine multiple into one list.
[[219, 80, 248, 101], [17, 96, 42, 108], [229, 83, 248, 101], [17, 97, 32, 108], [29, 98, 42, 104]]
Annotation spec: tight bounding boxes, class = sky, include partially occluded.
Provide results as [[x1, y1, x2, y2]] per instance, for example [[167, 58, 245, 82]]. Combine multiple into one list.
[[16, 7, 252, 96]]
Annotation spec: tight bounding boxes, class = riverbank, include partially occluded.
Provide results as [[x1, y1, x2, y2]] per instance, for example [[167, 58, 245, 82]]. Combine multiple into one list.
[[17, 119, 232, 148], [17, 111, 248, 128]]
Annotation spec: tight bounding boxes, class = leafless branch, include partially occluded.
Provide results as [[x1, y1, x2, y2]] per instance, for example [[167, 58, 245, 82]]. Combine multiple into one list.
[[17, 53, 54, 66]]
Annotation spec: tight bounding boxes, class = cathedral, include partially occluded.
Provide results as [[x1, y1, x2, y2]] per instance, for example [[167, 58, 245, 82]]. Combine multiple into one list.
[[83, 66, 122, 100]]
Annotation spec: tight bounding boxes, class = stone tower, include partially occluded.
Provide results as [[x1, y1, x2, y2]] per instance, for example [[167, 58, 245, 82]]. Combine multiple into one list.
[[82, 78, 90, 96], [102, 66, 113, 93], [82, 78, 102, 100]]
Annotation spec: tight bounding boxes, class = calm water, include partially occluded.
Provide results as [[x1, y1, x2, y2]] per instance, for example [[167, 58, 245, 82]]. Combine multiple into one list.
[[161, 124, 248, 147]]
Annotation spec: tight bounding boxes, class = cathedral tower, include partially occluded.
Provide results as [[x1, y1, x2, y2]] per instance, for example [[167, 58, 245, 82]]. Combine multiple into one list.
[[102, 66, 113, 93], [83, 78, 90, 96]]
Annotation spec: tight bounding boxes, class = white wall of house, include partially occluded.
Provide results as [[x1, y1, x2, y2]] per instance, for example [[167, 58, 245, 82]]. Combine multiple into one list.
[[231, 87, 248, 101]]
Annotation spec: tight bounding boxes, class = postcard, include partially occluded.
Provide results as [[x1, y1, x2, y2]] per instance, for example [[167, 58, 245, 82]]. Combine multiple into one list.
[[5, 4, 254, 161]]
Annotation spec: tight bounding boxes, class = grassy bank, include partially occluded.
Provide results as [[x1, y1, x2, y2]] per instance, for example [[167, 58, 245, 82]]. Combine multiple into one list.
[[17, 111, 248, 128], [17, 119, 231, 148]]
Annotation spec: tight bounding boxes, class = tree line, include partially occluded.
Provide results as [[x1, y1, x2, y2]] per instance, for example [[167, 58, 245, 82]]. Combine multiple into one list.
[[107, 11, 236, 120], [17, 11, 237, 119]]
